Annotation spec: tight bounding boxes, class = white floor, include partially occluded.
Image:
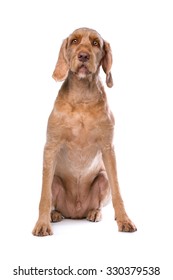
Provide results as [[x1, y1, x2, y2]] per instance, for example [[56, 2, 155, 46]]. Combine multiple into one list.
[[1, 196, 172, 279]]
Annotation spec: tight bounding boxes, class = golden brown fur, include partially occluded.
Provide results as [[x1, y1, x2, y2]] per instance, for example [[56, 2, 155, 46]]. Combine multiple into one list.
[[32, 28, 137, 236]]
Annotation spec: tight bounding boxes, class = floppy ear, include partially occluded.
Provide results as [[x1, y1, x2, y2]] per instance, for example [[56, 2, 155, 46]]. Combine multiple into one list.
[[102, 41, 113, 88], [52, 38, 69, 81]]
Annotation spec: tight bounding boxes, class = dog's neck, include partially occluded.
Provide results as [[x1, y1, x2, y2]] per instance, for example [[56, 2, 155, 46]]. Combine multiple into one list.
[[60, 70, 104, 105]]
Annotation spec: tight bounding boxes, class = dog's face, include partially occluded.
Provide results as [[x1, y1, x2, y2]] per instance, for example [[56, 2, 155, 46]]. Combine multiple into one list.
[[53, 27, 113, 87], [66, 28, 104, 78]]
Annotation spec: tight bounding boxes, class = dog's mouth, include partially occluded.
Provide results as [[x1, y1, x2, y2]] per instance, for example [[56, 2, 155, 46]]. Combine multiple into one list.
[[75, 64, 91, 77]]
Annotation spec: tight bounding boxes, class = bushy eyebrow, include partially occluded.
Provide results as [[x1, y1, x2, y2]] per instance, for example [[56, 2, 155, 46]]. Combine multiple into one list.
[[90, 36, 103, 47], [90, 36, 101, 42], [68, 34, 81, 43], [69, 33, 81, 39]]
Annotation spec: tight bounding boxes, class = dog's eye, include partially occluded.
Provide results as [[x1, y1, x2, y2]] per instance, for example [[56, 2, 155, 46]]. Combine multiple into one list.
[[93, 40, 99, 46], [71, 39, 78, 44]]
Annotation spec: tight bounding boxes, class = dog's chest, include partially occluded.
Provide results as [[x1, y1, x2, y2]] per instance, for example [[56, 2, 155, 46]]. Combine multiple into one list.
[[62, 110, 100, 145], [71, 116, 85, 137], [52, 100, 114, 147]]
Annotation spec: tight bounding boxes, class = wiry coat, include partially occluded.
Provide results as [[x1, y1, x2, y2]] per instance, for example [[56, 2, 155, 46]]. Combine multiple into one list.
[[32, 28, 136, 236]]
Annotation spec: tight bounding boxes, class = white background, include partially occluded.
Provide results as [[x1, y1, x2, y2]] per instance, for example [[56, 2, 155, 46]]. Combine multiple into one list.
[[0, 0, 173, 279]]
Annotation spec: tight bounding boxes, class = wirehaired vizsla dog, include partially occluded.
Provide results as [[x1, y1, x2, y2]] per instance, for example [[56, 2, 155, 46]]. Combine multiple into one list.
[[32, 27, 137, 236]]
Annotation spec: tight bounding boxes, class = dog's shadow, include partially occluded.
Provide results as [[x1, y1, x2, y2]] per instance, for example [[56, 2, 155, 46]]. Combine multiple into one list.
[[52, 218, 101, 236], [51, 206, 116, 239]]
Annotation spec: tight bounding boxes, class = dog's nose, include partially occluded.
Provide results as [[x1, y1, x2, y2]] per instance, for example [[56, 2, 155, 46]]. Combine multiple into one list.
[[78, 52, 90, 62]]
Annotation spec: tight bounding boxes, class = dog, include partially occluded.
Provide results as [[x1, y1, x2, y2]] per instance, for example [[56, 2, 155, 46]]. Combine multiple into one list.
[[32, 27, 137, 236]]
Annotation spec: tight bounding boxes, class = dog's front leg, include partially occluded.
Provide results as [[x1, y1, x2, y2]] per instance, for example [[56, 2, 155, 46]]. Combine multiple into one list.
[[102, 146, 137, 232], [32, 143, 57, 236]]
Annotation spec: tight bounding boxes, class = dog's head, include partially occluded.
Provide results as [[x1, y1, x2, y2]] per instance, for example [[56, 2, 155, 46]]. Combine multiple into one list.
[[52, 28, 113, 87]]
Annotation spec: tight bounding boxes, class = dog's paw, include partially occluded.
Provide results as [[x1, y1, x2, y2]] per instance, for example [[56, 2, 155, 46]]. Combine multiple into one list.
[[32, 220, 53, 236], [87, 209, 102, 222], [51, 210, 63, 222], [117, 218, 137, 233]]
